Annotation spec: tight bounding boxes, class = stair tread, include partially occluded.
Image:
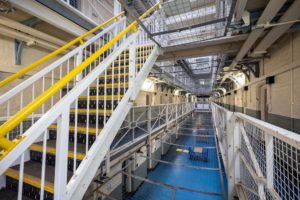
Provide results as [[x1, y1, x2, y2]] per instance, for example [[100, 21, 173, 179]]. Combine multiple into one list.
[[49, 124, 102, 134], [120, 49, 152, 56], [99, 72, 128, 78], [5, 162, 55, 194], [0, 188, 32, 200], [89, 82, 128, 87], [30, 143, 86, 160], [114, 56, 148, 62], [78, 95, 124, 99], [69, 109, 113, 114]]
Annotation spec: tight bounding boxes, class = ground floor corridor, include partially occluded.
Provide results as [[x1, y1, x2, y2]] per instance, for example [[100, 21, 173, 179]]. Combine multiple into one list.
[[130, 112, 227, 200]]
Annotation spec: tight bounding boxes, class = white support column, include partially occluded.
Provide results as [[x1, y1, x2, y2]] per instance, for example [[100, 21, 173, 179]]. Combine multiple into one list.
[[265, 133, 274, 188], [126, 158, 133, 193], [166, 104, 169, 128], [113, 0, 121, 49], [175, 105, 178, 139], [54, 110, 70, 199], [105, 152, 110, 174], [114, 0, 121, 16], [147, 106, 152, 169], [160, 131, 164, 155], [129, 35, 136, 100]]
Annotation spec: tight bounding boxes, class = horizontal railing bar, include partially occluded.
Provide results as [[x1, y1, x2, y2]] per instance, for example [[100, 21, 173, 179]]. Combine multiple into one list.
[[0, 12, 124, 88], [0, 18, 125, 105]]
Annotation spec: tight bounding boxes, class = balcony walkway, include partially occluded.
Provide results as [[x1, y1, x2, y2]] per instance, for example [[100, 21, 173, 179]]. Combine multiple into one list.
[[131, 112, 227, 200]]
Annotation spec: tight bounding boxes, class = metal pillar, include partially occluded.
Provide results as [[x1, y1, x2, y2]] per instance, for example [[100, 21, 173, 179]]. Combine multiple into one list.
[[54, 110, 69, 199], [147, 106, 152, 169]]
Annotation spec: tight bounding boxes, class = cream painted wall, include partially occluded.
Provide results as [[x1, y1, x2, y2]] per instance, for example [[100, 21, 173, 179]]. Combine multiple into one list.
[[0, 36, 70, 116], [214, 31, 300, 120], [134, 85, 189, 106]]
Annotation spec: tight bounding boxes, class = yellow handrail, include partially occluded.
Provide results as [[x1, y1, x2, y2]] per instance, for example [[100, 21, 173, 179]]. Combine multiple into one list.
[[0, 2, 160, 158], [0, 11, 125, 89]]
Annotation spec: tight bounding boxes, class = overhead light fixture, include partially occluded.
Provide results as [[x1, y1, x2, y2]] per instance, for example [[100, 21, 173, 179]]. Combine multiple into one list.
[[142, 79, 154, 92]]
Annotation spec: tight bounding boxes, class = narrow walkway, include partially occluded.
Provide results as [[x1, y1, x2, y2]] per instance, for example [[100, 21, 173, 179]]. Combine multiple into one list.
[[132, 112, 227, 200]]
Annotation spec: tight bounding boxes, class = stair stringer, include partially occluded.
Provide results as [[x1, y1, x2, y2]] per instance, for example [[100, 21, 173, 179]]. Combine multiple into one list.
[[66, 46, 160, 199]]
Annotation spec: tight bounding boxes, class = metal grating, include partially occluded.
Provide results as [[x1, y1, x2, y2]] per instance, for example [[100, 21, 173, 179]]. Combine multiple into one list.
[[148, 0, 232, 47]]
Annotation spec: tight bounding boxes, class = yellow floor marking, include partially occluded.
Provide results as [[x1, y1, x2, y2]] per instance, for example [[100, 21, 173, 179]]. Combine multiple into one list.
[[4, 168, 54, 193], [176, 148, 189, 153]]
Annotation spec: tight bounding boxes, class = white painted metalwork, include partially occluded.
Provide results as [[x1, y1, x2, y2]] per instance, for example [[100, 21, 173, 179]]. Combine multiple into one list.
[[0, 7, 163, 200], [212, 102, 300, 200], [0, 18, 125, 140]]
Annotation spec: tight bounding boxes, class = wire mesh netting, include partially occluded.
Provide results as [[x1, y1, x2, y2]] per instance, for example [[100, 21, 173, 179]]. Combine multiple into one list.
[[148, 0, 233, 47]]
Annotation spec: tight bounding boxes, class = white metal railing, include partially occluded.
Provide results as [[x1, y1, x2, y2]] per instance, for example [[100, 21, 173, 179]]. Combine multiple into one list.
[[195, 102, 211, 111], [110, 102, 194, 154], [211, 102, 300, 200], [0, 6, 161, 200], [0, 17, 126, 139]]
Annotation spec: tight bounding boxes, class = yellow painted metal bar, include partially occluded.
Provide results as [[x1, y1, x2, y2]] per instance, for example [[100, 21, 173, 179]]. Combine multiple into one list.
[[90, 82, 128, 87], [5, 168, 54, 193], [99, 72, 128, 78], [70, 109, 112, 114], [120, 49, 152, 56], [114, 55, 149, 62], [0, 11, 124, 88], [78, 95, 124, 99], [0, 1, 160, 157], [29, 144, 85, 160], [48, 124, 101, 134]]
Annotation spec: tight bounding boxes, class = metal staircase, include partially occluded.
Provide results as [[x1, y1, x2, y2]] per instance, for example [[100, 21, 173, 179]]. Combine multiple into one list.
[[0, 3, 160, 200]]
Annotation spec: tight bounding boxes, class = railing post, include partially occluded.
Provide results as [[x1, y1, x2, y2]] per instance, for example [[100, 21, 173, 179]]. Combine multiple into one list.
[[113, 0, 121, 48], [233, 118, 241, 191], [265, 133, 274, 188], [105, 152, 110, 174], [147, 106, 152, 169], [175, 104, 178, 139], [54, 110, 69, 199], [75, 49, 83, 82], [225, 110, 237, 199], [129, 34, 136, 100]]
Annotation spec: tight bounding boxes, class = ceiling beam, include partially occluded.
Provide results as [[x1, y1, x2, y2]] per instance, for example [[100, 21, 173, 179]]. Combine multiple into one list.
[[235, 0, 248, 22], [158, 35, 247, 61], [252, 0, 300, 55], [176, 60, 194, 78], [221, 0, 287, 83], [164, 33, 248, 52]]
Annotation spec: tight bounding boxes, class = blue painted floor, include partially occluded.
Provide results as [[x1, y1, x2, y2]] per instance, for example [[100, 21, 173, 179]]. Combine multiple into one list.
[[131, 112, 227, 200]]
